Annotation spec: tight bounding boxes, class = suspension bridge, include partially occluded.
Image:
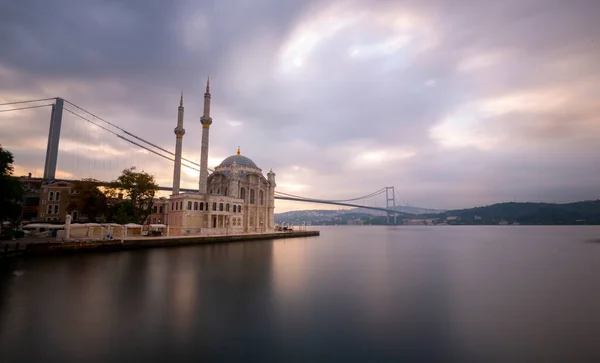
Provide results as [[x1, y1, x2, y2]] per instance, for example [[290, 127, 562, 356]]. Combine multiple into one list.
[[1, 97, 407, 221]]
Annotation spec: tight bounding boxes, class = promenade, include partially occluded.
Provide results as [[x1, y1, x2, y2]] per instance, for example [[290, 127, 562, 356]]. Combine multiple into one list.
[[1, 230, 320, 257]]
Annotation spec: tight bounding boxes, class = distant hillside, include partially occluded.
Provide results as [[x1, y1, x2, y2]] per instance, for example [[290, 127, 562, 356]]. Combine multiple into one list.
[[389, 205, 445, 215], [423, 200, 600, 225], [275, 200, 600, 225], [275, 205, 444, 225], [275, 209, 347, 224]]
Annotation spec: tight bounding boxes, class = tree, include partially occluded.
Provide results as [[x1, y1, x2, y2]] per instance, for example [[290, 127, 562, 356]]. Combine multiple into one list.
[[107, 167, 158, 224], [110, 200, 135, 225], [0, 145, 24, 229], [0, 144, 15, 176], [67, 178, 108, 222]]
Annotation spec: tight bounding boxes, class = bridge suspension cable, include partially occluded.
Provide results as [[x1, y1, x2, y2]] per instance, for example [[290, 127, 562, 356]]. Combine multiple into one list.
[[394, 188, 407, 206], [0, 98, 57, 107], [274, 187, 386, 203], [63, 99, 202, 169], [0, 104, 54, 113], [63, 107, 201, 173]]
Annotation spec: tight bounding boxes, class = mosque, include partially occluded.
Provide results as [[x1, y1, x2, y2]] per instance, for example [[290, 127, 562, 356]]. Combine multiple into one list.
[[162, 79, 276, 235]]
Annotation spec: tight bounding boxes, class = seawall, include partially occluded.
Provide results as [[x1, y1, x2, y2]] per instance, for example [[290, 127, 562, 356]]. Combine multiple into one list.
[[20, 230, 320, 256]]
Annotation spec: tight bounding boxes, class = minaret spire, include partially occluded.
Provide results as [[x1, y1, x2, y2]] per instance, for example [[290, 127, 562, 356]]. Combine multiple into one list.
[[199, 77, 213, 194], [172, 92, 186, 195]]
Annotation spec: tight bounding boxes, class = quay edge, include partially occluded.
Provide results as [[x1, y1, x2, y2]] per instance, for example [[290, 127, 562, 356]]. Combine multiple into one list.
[[20, 230, 320, 256]]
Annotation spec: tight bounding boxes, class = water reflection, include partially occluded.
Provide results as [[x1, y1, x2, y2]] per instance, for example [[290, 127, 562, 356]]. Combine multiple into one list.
[[1, 226, 600, 362]]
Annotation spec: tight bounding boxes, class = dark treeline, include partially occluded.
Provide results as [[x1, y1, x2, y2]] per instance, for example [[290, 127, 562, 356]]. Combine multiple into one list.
[[422, 200, 600, 225]]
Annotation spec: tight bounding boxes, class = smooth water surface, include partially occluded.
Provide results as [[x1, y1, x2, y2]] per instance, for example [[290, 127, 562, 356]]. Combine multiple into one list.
[[1, 226, 600, 362]]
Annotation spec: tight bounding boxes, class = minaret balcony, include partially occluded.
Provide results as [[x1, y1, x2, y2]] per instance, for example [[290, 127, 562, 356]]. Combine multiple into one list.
[[174, 127, 186, 136]]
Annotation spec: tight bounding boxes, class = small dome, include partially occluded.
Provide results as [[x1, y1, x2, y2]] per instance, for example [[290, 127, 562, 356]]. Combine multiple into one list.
[[219, 155, 258, 168]]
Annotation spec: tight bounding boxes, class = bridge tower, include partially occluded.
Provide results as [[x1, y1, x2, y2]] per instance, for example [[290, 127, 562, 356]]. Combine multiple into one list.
[[43, 97, 64, 180], [386, 186, 396, 224]]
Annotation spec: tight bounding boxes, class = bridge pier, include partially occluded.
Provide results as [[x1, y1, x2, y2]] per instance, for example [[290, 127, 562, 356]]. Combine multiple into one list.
[[43, 98, 64, 180]]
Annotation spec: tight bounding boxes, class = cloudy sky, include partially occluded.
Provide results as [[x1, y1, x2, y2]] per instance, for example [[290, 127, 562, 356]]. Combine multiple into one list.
[[1, 0, 599, 212]]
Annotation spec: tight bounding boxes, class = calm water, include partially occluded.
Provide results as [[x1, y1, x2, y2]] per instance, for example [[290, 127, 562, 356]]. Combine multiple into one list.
[[1, 226, 600, 362]]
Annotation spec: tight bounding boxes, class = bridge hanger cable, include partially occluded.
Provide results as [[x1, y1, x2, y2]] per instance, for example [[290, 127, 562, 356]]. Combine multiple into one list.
[[394, 189, 407, 206], [0, 104, 54, 113], [63, 107, 201, 173], [63, 99, 202, 168], [0, 98, 56, 107], [274, 189, 385, 202], [275, 187, 386, 203], [274, 195, 404, 214]]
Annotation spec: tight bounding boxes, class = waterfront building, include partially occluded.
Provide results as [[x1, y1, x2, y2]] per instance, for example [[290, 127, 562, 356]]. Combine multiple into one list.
[[36, 179, 118, 223], [148, 197, 169, 224], [19, 174, 43, 222], [166, 79, 276, 235], [38, 180, 74, 222]]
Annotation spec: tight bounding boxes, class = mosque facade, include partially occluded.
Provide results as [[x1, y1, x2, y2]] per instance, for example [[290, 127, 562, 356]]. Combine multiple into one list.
[[164, 79, 276, 235]]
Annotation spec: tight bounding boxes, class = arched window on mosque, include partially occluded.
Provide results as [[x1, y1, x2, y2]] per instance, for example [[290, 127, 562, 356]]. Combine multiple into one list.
[[226, 203, 230, 212], [180, 201, 183, 210], [233, 205, 237, 213], [200, 202, 204, 211], [217, 188, 221, 195], [187, 201, 192, 210], [238, 205, 242, 213], [259, 190, 264, 205], [224, 187, 228, 196], [219, 203, 224, 211], [171, 203, 174, 211], [250, 189, 255, 204], [194, 202, 198, 210], [212, 202, 217, 211], [49, 191, 54, 201], [240, 188, 246, 201]]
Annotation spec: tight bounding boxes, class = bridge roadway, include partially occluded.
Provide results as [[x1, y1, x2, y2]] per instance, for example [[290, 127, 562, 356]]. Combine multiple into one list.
[[167, 187, 408, 216], [35, 181, 405, 216]]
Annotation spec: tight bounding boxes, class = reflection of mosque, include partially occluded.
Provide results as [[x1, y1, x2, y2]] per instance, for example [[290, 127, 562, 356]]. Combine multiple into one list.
[[152, 79, 276, 235]]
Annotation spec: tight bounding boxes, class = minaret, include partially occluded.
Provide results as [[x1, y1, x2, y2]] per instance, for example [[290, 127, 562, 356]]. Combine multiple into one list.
[[267, 169, 276, 230], [198, 77, 212, 194], [172, 92, 185, 194]]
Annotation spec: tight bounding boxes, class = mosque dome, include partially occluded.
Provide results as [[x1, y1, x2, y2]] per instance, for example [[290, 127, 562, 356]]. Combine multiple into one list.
[[219, 154, 258, 168]]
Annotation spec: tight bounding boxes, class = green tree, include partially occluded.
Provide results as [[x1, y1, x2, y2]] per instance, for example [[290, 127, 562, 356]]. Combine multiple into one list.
[[67, 178, 108, 222], [0, 145, 24, 230], [110, 200, 135, 225], [107, 167, 158, 224]]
